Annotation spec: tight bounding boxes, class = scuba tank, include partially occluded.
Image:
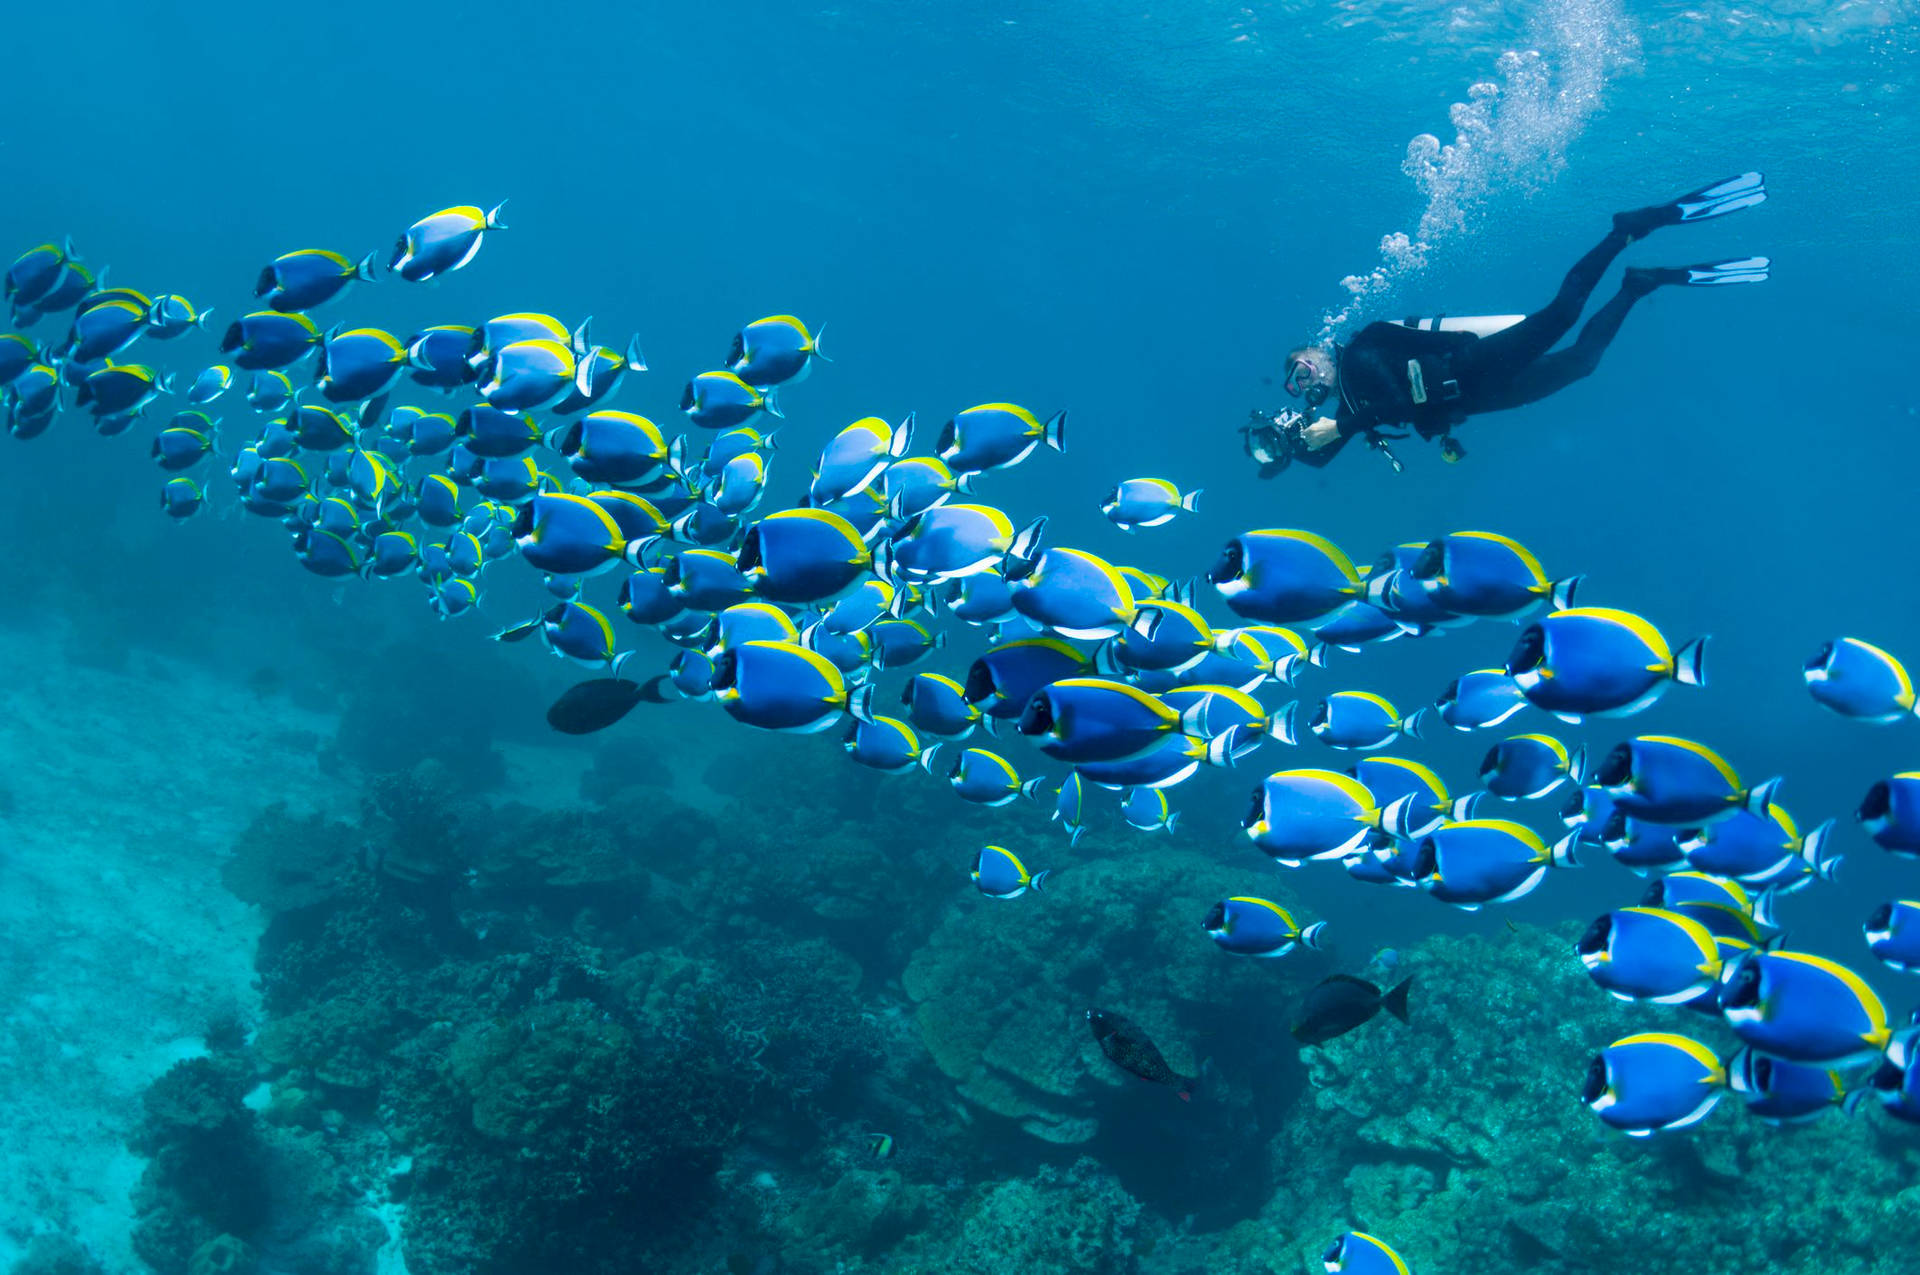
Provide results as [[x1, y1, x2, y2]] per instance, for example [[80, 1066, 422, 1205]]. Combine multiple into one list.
[[1387, 314, 1525, 337]]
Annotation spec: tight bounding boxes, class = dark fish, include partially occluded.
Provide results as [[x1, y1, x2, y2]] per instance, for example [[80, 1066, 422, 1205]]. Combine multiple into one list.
[[545, 677, 671, 734], [1291, 973, 1413, 1045], [1087, 1008, 1195, 1100]]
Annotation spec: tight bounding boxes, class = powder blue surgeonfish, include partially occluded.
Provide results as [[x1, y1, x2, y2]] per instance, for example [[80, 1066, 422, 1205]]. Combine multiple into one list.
[[1321, 1232, 1410, 1275], [550, 410, 675, 486], [1577, 906, 1722, 1004], [1204, 897, 1325, 958], [1727, 1048, 1848, 1127], [1677, 804, 1838, 889], [512, 492, 629, 575], [1865, 901, 1920, 974], [1506, 607, 1707, 722], [811, 414, 912, 505], [1858, 774, 1920, 857], [936, 402, 1066, 475], [1283, 691, 1410, 752], [709, 639, 860, 733], [255, 248, 377, 312], [1583, 1033, 1726, 1137], [925, 746, 1046, 806], [1405, 530, 1580, 619], [1479, 733, 1585, 800], [736, 508, 872, 604], [1804, 637, 1916, 722], [1100, 478, 1200, 531], [316, 328, 406, 403], [1411, 820, 1575, 909], [1121, 786, 1179, 833], [972, 844, 1049, 899], [964, 637, 1088, 722], [390, 202, 507, 282], [159, 477, 204, 519], [876, 504, 1042, 585], [1593, 735, 1777, 825], [1210, 529, 1363, 624], [1016, 677, 1212, 765], [1719, 948, 1892, 1066], [682, 370, 781, 430], [1244, 769, 1385, 867], [145, 294, 213, 340], [729, 315, 826, 388], [1052, 772, 1093, 845], [1006, 546, 1138, 640], [222, 311, 320, 370], [843, 714, 920, 773], [900, 672, 980, 741]]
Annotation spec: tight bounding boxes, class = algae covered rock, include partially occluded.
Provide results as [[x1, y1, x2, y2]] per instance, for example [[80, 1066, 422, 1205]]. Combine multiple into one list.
[[220, 802, 359, 914], [938, 1158, 1144, 1275], [446, 1000, 632, 1145], [1236, 922, 1920, 1275], [903, 845, 1305, 1143]]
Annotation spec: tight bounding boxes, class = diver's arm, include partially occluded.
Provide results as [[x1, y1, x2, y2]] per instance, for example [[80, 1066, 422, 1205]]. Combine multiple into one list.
[[1294, 415, 1351, 468]]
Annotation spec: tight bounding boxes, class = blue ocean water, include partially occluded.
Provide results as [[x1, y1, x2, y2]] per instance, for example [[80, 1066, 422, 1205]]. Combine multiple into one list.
[[4, 2, 1920, 1272]]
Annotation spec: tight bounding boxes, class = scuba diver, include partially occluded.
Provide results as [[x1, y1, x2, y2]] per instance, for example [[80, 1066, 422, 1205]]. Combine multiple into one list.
[[1244, 172, 1769, 475]]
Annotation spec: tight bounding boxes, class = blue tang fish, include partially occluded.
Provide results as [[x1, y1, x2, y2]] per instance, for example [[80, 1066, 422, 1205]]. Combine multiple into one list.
[[924, 746, 1045, 806], [390, 202, 507, 282], [1006, 546, 1138, 640], [1244, 769, 1384, 867], [710, 639, 857, 733], [972, 844, 1049, 899], [255, 248, 377, 312], [1858, 774, 1920, 856], [1506, 607, 1707, 722], [1479, 733, 1585, 800], [1407, 530, 1579, 619], [682, 369, 781, 430], [1100, 477, 1200, 531], [1209, 529, 1363, 624], [1204, 897, 1324, 958], [1593, 735, 1777, 825], [1719, 948, 1891, 1066], [1804, 637, 1916, 722], [1727, 1047, 1847, 1127], [1411, 820, 1574, 909], [1321, 1232, 1410, 1275], [1576, 906, 1722, 1004], [1583, 1032, 1726, 1137], [936, 402, 1066, 474], [1864, 900, 1920, 974], [729, 314, 826, 388], [844, 714, 920, 774], [736, 508, 872, 604]]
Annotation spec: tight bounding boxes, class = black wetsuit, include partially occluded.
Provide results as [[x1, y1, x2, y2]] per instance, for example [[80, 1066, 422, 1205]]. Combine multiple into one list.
[[1299, 224, 1651, 467]]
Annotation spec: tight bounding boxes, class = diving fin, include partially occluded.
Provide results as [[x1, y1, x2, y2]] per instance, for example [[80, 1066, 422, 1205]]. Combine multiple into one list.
[[1626, 256, 1771, 291], [1614, 172, 1766, 240]]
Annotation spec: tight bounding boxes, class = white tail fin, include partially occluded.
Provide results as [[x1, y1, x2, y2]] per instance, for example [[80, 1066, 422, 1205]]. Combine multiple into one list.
[[918, 744, 943, 775], [1567, 744, 1588, 785], [1180, 488, 1202, 513], [889, 412, 915, 457], [353, 251, 379, 281], [484, 199, 509, 229], [1402, 708, 1430, 740], [1674, 636, 1709, 687], [1549, 832, 1582, 868], [1019, 776, 1046, 799], [1043, 409, 1067, 453], [762, 386, 785, 420], [1298, 921, 1327, 950], [1743, 775, 1783, 817], [1269, 702, 1298, 746], [1549, 574, 1584, 611]]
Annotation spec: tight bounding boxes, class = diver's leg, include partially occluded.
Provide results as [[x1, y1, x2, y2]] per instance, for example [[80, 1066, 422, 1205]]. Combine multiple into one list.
[[1466, 226, 1631, 374], [1471, 278, 1647, 413]]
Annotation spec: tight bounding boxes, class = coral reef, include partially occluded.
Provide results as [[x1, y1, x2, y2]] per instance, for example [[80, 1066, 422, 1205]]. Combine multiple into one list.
[[1209, 923, 1920, 1275]]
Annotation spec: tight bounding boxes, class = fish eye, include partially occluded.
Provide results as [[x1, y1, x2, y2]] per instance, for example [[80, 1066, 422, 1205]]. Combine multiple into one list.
[[1594, 744, 1633, 788], [1478, 744, 1501, 775], [1017, 694, 1053, 736], [1859, 780, 1892, 823], [1202, 901, 1227, 931], [1599, 810, 1630, 844], [1724, 957, 1762, 1009], [1320, 1236, 1345, 1265], [736, 528, 763, 572], [1804, 641, 1835, 672], [1411, 540, 1444, 580], [1576, 914, 1611, 955], [1411, 838, 1438, 879], [1438, 677, 1460, 705], [963, 660, 995, 703], [1580, 1055, 1609, 1106], [1869, 902, 1894, 931], [1558, 788, 1587, 823], [1506, 626, 1546, 676], [1241, 786, 1265, 829], [1207, 540, 1244, 584]]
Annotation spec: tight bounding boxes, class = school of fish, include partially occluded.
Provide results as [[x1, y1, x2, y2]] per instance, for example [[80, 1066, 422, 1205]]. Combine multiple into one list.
[[9, 211, 1920, 1268]]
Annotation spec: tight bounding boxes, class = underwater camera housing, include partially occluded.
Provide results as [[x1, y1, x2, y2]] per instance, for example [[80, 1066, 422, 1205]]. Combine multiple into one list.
[[1242, 407, 1406, 475]]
